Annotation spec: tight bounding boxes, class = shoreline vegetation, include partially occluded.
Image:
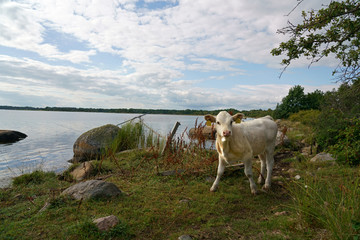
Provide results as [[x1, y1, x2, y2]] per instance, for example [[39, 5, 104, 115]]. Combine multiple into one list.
[[0, 105, 273, 118], [1, 120, 359, 239]]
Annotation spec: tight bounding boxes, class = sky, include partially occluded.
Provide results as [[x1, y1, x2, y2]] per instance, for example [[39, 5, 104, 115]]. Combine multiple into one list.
[[0, 0, 341, 111]]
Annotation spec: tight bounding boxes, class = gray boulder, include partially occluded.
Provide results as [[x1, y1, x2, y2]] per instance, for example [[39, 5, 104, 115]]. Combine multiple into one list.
[[0, 130, 27, 144], [71, 124, 121, 163], [310, 152, 335, 162], [61, 180, 122, 200]]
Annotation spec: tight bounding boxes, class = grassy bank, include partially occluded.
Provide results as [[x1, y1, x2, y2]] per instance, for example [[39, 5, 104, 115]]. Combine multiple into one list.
[[1, 121, 359, 239]]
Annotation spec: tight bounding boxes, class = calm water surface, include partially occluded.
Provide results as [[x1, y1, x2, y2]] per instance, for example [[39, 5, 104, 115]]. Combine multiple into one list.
[[0, 110, 204, 187]]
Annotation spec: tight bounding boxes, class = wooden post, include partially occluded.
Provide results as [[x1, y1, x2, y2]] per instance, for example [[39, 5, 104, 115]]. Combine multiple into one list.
[[161, 121, 181, 155]]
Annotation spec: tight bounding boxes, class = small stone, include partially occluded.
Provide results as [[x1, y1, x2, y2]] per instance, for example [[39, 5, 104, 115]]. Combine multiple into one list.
[[274, 211, 288, 216], [272, 176, 281, 181], [294, 175, 301, 180], [179, 199, 190, 204], [93, 215, 119, 231], [179, 199, 191, 207], [178, 235, 192, 240], [287, 168, 296, 174]]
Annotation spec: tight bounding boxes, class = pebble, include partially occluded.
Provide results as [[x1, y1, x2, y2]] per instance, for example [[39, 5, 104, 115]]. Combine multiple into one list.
[[178, 235, 192, 240]]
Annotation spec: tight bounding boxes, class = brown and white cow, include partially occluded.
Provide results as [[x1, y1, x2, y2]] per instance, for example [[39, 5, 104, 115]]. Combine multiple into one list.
[[205, 111, 278, 194]]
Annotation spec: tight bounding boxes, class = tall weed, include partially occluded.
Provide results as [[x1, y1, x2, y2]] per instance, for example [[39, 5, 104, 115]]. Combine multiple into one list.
[[159, 120, 217, 175], [287, 168, 360, 239]]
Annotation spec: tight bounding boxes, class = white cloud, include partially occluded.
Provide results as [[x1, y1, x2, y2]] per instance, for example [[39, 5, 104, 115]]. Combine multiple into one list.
[[0, 0, 337, 68], [0, 0, 340, 109]]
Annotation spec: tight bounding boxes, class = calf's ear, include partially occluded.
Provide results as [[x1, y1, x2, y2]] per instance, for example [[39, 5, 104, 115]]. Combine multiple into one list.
[[232, 113, 244, 123], [204, 115, 216, 123]]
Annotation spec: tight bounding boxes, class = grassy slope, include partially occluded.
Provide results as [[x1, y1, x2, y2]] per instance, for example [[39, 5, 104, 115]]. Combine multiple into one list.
[[1, 121, 359, 240]]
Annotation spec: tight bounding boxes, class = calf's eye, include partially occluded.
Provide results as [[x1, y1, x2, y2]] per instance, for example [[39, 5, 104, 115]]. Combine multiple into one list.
[[216, 121, 220, 125]]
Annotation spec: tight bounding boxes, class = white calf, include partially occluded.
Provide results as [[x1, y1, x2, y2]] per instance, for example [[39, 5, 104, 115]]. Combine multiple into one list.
[[205, 111, 278, 194]]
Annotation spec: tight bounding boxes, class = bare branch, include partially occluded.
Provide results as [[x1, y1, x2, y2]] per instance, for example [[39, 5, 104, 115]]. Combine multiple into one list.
[[285, 0, 305, 17]]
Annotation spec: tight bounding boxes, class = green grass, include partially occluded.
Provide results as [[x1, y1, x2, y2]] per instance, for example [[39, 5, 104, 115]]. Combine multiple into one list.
[[1, 121, 359, 239], [0, 149, 302, 240]]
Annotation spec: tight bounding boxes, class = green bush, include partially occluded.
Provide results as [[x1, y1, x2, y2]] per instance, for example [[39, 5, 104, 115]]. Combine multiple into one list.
[[315, 80, 360, 151], [288, 109, 321, 126], [329, 118, 360, 166], [315, 108, 349, 150]]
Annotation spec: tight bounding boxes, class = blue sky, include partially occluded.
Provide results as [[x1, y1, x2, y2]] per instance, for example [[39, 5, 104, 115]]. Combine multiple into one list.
[[0, 0, 339, 110]]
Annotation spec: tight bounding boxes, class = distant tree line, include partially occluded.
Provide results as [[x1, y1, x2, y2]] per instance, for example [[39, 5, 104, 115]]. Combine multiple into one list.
[[0, 105, 272, 118]]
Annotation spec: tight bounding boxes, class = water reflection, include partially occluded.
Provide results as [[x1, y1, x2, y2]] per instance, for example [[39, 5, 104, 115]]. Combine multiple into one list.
[[0, 110, 205, 187]]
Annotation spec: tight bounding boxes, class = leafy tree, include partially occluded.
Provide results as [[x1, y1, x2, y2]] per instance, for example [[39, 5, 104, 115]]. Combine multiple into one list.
[[304, 89, 324, 110], [271, 0, 360, 83], [274, 85, 324, 119], [274, 85, 307, 119]]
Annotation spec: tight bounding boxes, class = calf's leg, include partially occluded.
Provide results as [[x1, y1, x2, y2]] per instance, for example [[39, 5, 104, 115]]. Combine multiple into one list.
[[258, 154, 266, 185], [210, 157, 225, 192], [263, 151, 274, 189], [244, 158, 257, 194]]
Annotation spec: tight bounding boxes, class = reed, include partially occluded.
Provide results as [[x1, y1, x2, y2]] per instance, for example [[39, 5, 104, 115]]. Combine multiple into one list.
[[109, 120, 162, 154]]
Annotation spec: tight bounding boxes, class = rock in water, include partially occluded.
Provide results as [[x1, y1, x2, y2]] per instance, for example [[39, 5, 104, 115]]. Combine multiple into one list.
[[0, 130, 27, 144], [71, 124, 121, 163], [61, 180, 122, 200]]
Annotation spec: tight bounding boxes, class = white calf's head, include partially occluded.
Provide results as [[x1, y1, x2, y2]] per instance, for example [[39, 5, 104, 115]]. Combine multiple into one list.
[[205, 111, 244, 139]]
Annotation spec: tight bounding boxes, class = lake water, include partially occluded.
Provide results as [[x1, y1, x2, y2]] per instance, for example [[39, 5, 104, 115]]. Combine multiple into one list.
[[0, 110, 204, 187]]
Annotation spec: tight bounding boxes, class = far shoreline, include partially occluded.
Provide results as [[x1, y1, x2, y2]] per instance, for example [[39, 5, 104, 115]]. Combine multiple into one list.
[[0, 106, 273, 118]]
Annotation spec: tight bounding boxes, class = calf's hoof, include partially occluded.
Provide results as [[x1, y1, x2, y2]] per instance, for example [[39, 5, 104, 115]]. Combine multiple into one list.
[[210, 186, 217, 192], [262, 184, 271, 190]]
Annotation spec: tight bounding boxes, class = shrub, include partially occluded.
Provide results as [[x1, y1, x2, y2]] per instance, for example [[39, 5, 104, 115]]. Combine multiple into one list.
[[329, 118, 360, 166], [315, 80, 360, 151], [288, 109, 321, 126], [315, 108, 349, 150]]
